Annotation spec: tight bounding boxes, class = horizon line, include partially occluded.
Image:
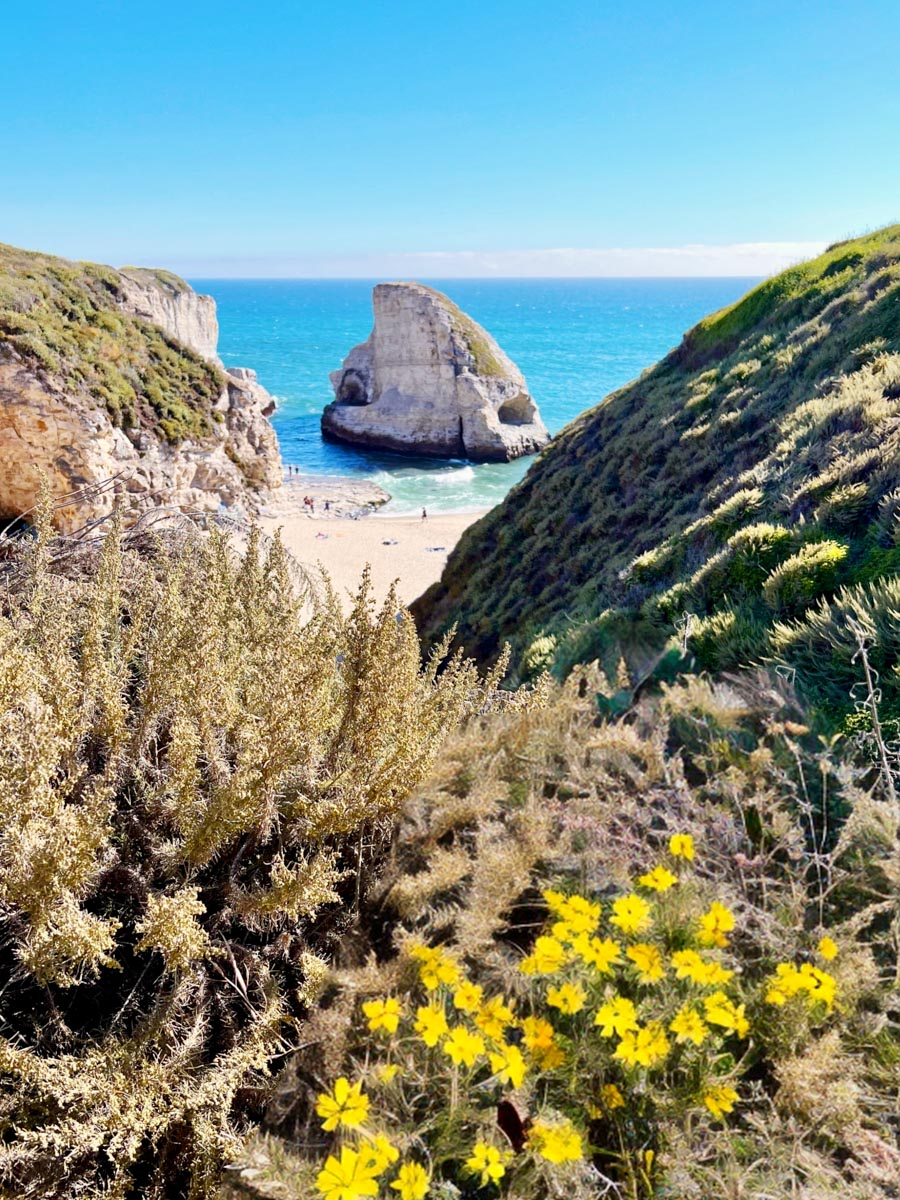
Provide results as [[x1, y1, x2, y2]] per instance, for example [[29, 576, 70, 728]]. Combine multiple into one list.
[[185, 273, 768, 282]]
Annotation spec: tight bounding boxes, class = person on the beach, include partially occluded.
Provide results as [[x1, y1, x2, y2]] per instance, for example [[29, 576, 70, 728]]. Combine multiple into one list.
[[324, 500, 331, 512], [422, 508, 427, 521]]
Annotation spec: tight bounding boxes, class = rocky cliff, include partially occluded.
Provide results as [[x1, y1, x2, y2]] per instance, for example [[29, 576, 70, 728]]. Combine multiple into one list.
[[0, 242, 281, 531], [117, 267, 220, 361], [322, 282, 549, 461]]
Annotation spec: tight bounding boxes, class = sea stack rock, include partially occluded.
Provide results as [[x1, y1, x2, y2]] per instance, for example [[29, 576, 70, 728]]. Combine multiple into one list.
[[322, 282, 550, 462]]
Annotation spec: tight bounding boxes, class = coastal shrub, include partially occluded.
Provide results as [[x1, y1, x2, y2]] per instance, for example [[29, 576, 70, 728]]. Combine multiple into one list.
[[709, 487, 765, 535], [255, 675, 898, 1200], [687, 607, 766, 672], [875, 488, 900, 545], [726, 521, 794, 588], [521, 633, 557, 678], [814, 481, 872, 530], [762, 539, 849, 614], [770, 575, 900, 720], [0, 508, 525, 1199], [621, 541, 678, 584], [725, 356, 761, 381]]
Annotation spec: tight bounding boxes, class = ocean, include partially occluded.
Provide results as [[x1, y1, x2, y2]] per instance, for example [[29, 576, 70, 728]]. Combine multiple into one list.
[[191, 278, 758, 514]]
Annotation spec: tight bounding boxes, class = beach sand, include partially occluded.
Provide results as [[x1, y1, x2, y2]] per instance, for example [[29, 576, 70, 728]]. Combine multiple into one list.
[[261, 505, 487, 609]]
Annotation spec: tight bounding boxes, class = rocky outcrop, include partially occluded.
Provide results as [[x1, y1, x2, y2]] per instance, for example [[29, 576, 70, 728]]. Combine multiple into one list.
[[0, 348, 282, 533], [117, 268, 220, 361], [0, 242, 282, 532], [322, 283, 549, 462]]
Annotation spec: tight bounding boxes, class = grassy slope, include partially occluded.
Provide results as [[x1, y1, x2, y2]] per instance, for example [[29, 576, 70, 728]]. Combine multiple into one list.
[[413, 225, 900, 725], [0, 242, 223, 442]]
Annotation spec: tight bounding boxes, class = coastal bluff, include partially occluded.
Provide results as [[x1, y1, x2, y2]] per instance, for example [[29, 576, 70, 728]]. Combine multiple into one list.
[[322, 282, 549, 462], [0, 243, 281, 532]]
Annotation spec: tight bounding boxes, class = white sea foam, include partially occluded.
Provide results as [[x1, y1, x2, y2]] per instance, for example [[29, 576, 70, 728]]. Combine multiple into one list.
[[433, 465, 475, 485]]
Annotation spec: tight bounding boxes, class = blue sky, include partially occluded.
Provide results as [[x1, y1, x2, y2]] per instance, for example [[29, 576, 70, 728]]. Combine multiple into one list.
[[1, 0, 898, 275]]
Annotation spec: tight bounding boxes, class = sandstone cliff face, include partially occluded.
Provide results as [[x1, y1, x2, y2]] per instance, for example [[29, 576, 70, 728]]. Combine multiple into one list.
[[0, 243, 281, 532], [118, 268, 220, 361], [322, 283, 549, 462]]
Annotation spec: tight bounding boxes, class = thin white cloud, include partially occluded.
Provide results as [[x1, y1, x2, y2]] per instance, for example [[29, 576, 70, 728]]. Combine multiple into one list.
[[172, 241, 829, 279]]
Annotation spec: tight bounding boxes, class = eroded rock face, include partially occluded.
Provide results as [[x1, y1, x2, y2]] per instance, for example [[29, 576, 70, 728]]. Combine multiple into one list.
[[117, 269, 220, 361], [0, 254, 281, 532], [322, 283, 549, 462], [0, 349, 282, 533]]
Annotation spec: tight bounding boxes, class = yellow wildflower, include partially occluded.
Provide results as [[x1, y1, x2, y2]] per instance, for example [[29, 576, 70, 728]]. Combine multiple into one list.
[[521, 1015, 566, 1068], [521, 1014, 555, 1049], [702, 960, 735, 986], [669, 833, 695, 860], [362, 997, 402, 1035], [520, 935, 570, 975], [613, 1021, 670, 1068], [534, 1041, 566, 1068], [610, 893, 653, 936], [475, 995, 516, 1041], [638, 865, 678, 892], [359, 1135, 400, 1175], [390, 1162, 429, 1200], [315, 1077, 370, 1132], [543, 889, 568, 914], [704, 1084, 739, 1120], [414, 1004, 449, 1048], [573, 934, 622, 974], [489, 1042, 528, 1088], [544, 891, 601, 940], [316, 1146, 379, 1200], [377, 1064, 400, 1084], [547, 982, 587, 1014], [817, 936, 838, 961], [698, 902, 735, 948], [410, 944, 460, 990], [442, 1025, 486, 1068], [669, 1006, 709, 1045], [801, 964, 836, 1009], [453, 981, 484, 1013], [528, 1120, 583, 1163], [465, 1143, 508, 1188], [703, 992, 749, 1038], [601, 1082, 626, 1110], [626, 942, 666, 983], [594, 995, 639, 1039], [765, 962, 836, 1010], [670, 949, 733, 986]]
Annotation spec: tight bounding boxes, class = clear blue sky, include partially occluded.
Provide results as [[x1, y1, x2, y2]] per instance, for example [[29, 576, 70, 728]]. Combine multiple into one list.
[[1, 0, 898, 275]]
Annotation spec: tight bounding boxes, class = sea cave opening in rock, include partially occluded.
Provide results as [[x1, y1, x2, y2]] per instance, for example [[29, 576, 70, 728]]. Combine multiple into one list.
[[337, 371, 368, 406], [497, 392, 534, 426]]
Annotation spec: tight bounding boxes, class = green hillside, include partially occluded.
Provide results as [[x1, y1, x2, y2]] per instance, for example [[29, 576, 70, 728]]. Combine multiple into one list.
[[413, 226, 900, 727], [0, 242, 223, 442]]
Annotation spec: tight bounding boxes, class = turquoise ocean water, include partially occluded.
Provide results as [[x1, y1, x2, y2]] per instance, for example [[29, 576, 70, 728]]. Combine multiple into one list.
[[191, 279, 757, 514]]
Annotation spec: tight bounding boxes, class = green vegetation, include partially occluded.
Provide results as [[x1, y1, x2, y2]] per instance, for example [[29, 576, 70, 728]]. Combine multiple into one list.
[[419, 284, 506, 376], [413, 225, 900, 727], [0, 242, 223, 441]]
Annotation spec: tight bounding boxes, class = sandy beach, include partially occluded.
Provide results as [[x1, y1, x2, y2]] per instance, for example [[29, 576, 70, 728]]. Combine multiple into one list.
[[260, 477, 487, 608]]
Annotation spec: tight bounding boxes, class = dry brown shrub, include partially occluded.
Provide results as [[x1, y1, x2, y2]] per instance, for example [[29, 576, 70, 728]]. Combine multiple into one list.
[[0, 501, 526, 1199]]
